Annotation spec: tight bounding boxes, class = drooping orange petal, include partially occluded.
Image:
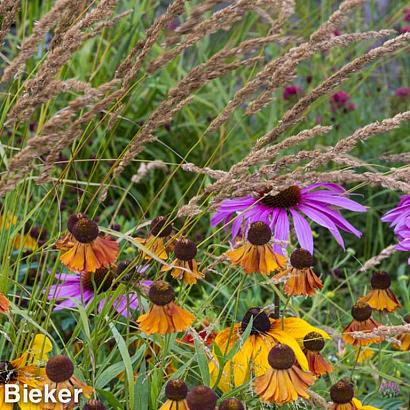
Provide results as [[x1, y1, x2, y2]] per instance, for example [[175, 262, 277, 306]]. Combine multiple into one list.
[[0, 293, 10, 313], [342, 319, 382, 346], [360, 289, 401, 313]]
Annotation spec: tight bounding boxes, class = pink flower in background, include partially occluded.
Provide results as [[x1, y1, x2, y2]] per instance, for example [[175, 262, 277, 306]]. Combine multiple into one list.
[[330, 91, 356, 113], [211, 183, 367, 254], [399, 26, 410, 33], [395, 87, 410, 98], [404, 8, 410, 22], [283, 85, 302, 100]]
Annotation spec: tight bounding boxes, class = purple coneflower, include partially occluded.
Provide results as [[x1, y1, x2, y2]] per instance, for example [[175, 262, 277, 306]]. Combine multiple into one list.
[[381, 195, 410, 235], [382, 195, 410, 264], [48, 268, 152, 317], [283, 85, 302, 100], [395, 87, 410, 98], [211, 183, 366, 253], [399, 25, 410, 33]]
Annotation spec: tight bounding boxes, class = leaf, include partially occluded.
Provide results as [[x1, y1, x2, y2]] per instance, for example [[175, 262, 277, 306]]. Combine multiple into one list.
[[194, 339, 210, 385], [109, 322, 135, 409]]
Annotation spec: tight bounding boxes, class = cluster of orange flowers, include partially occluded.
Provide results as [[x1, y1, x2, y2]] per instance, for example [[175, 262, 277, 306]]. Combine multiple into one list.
[[1, 210, 408, 409], [54, 216, 409, 409]]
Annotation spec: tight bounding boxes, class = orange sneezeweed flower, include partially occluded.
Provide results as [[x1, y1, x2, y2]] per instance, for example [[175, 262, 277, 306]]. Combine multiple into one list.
[[159, 379, 189, 410], [135, 216, 173, 260], [359, 271, 401, 313], [162, 238, 204, 285], [0, 334, 51, 409], [209, 307, 330, 392], [302, 331, 333, 377], [0, 293, 10, 314], [42, 355, 93, 409], [330, 379, 380, 410], [58, 214, 119, 273], [274, 248, 323, 296], [392, 313, 410, 351], [225, 221, 286, 275], [343, 302, 382, 347], [137, 281, 194, 335], [254, 344, 315, 405]]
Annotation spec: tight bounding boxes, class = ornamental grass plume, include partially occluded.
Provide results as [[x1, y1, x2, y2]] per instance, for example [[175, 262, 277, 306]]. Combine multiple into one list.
[[137, 281, 194, 335]]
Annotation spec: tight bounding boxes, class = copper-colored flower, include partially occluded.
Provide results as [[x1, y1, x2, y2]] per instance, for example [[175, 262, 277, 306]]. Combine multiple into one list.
[[162, 238, 204, 285], [359, 271, 401, 313], [342, 302, 382, 346], [0, 293, 9, 314], [43, 355, 93, 409], [254, 344, 315, 404], [137, 281, 194, 335], [226, 222, 286, 275], [330, 379, 380, 410], [274, 248, 323, 296], [392, 313, 410, 351], [159, 379, 189, 410], [135, 216, 173, 260], [302, 331, 333, 376], [59, 214, 119, 272]]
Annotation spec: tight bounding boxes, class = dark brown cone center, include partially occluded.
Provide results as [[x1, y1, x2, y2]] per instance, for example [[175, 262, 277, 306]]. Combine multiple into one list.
[[260, 186, 302, 209], [174, 239, 197, 261], [148, 281, 175, 306], [370, 271, 391, 290], [351, 302, 372, 322], [290, 248, 314, 269], [150, 216, 172, 238], [81, 268, 114, 292], [303, 332, 325, 352], [247, 222, 272, 246], [83, 400, 106, 410], [330, 380, 354, 404], [0, 361, 17, 384], [404, 313, 410, 324], [241, 308, 271, 335], [67, 214, 82, 233], [186, 386, 217, 410], [219, 398, 245, 410], [71, 217, 99, 243], [165, 379, 188, 401], [268, 344, 296, 370], [46, 355, 74, 383]]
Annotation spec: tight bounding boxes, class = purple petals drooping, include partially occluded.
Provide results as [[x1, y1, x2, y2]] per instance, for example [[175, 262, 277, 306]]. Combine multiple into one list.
[[382, 195, 410, 264], [48, 273, 149, 318], [211, 183, 367, 253]]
